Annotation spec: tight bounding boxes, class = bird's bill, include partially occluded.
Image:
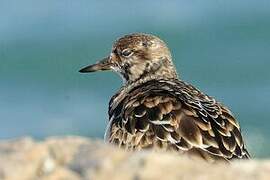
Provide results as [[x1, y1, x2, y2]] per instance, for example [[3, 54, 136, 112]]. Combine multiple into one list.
[[79, 56, 111, 73]]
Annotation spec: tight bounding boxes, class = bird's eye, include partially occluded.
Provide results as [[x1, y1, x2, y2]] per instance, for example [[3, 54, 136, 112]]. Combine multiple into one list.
[[121, 49, 133, 57]]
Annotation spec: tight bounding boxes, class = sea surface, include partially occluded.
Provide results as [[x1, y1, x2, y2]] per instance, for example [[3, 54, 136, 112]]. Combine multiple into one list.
[[1, 0, 270, 158]]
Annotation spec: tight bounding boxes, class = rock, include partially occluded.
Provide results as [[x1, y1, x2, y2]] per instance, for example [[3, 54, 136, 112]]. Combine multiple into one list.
[[0, 137, 269, 180]]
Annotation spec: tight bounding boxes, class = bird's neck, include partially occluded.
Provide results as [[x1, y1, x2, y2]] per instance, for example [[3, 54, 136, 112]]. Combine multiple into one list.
[[112, 66, 178, 113], [124, 57, 178, 86]]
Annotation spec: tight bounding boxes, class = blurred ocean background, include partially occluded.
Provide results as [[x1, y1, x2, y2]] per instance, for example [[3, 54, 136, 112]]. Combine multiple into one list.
[[0, 0, 269, 158]]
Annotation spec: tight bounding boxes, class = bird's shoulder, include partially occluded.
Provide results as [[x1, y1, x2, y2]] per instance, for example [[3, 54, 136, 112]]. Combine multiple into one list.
[[107, 79, 250, 161]]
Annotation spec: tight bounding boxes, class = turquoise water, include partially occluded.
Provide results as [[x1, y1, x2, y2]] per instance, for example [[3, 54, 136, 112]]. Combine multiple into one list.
[[1, 0, 270, 158]]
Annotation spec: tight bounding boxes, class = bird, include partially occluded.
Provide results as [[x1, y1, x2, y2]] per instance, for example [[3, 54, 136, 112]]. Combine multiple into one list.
[[79, 33, 250, 162]]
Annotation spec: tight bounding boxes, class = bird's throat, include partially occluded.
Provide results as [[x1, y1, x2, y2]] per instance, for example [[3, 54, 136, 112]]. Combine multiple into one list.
[[124, 59, 178, 86]]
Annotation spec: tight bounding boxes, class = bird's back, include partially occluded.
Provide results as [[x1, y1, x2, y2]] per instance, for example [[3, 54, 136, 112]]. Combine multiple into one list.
[[106, 78, 250, 162]]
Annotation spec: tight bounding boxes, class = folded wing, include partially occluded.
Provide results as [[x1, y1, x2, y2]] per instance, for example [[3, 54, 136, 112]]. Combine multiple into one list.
[[107, 80, 250, 162]]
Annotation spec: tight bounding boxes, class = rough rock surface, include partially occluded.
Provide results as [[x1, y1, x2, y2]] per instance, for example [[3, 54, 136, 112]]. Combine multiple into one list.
[[0, 137, 269, 180]]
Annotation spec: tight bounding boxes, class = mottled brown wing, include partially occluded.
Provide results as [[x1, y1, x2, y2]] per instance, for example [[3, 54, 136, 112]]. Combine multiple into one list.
[[107, 80, 250, 162]]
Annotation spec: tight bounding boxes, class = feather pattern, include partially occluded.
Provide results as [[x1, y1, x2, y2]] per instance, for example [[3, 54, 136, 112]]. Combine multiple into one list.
[[80, 33, 250, 162], [107, 79, 250, 162]]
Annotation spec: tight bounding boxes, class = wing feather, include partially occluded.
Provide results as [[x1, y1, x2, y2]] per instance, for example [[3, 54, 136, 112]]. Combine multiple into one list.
[[107, 79, 250, 161]]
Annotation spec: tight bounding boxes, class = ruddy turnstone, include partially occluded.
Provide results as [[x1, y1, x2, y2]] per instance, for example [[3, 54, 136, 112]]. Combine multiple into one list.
[[79, 33, 250, 162]]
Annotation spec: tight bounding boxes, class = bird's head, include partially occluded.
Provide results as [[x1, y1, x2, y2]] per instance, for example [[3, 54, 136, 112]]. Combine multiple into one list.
[[79, 33, 178, 84]]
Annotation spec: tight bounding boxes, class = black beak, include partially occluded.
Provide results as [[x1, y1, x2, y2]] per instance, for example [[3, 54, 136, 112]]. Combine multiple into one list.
[[79, 56, 111, 73]]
